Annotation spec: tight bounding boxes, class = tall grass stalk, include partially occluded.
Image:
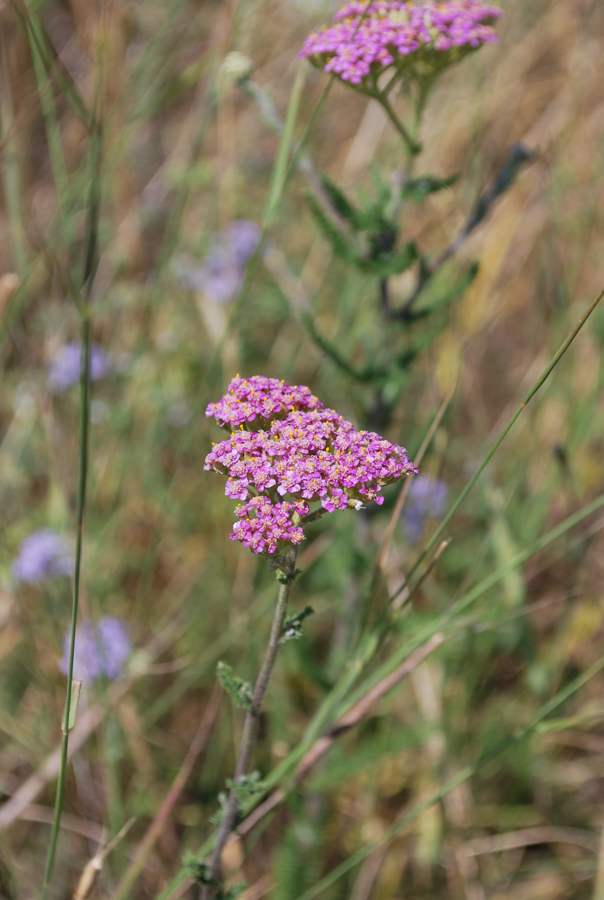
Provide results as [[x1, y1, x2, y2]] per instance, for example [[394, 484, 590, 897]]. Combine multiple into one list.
[[41, 317, 92, 900], [40, 76, 104, 899]]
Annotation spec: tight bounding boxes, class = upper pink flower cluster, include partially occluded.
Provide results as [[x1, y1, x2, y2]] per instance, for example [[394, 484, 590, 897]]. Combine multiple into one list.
[[206, 374, 322, 429], [205, 376, 417, 557], [299, 0, 502, 87]]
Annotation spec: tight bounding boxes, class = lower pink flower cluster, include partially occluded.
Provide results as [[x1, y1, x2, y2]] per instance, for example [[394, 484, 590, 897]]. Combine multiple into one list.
[[205, 376, 417, 557], [299, 0, 502, 87]]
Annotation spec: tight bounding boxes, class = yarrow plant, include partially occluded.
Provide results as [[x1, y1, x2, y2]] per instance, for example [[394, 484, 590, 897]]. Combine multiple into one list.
[[205, 375, 417, 566], [300, 0, 502, 90], [294, 0, 521, 435], [200, 375, 416, 897]]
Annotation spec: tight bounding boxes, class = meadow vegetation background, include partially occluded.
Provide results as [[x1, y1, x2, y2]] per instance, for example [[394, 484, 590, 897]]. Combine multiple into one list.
[[1, 0, 604, 898]]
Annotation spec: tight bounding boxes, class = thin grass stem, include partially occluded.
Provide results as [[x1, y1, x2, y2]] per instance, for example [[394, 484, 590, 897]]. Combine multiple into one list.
[[391, 285, 604, 605], [40, 67, 104, 900], [41, 316, 92, 900]]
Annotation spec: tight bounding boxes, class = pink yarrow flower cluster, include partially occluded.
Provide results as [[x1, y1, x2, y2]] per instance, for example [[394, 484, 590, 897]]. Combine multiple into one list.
[[205, 376, 417, 558], [299, 0, 502, 87]]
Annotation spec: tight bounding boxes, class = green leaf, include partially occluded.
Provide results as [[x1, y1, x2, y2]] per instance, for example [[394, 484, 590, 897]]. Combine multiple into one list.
[[224, 883, 247, 900], [281, 606, 315, 643], [362, 241, 418, 277], [225, 771, 265, 803], [319, 175, 363, 231], [61, 680, 82, 735], [302, 313, 387, 384], [305, 192, 360, 265], [182, 853, 214, 887], [216, 661, 253, 711], [209, 791, 229, 827], [402, 173, 459, 202]]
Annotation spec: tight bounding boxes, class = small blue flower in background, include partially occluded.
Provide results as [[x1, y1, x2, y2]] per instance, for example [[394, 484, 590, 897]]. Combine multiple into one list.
[[175, 220, 261, 303], [12, 529, 74, 583], [47, 342, 110, 394], [401, 475, 448, 545], [58, 616, 131, 683]]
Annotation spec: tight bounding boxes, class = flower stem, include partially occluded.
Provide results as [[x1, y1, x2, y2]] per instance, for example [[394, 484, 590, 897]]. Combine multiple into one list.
[[376, 92, 421, 156], [203, 554, 298, 897], [41, 314, 92, 900]]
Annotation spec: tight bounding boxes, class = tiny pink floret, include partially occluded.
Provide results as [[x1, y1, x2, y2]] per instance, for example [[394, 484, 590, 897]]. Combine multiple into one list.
[[205, 376, 417, 557]]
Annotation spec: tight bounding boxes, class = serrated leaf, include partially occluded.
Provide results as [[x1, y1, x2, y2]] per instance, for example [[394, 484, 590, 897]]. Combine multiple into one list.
[[362, 241, 418, 277], [281, 606, 315, 643], [302, 313, 387, 384], [216, 661, 253, 711], [402, 173, 459, 202], [319, 174, 363, 231], [226, 771, 265, 803], [305, 192, 360, 265]]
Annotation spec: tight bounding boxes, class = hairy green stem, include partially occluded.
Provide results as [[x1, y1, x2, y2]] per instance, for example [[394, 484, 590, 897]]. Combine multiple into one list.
[[202, 553, 298, 898]]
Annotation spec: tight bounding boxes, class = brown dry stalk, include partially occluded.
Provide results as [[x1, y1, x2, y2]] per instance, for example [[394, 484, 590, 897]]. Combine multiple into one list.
[[461, 826, 599, 857]]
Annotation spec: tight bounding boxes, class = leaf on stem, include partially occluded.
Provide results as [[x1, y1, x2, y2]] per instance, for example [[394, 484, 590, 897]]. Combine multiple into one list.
[[401, 173, 459, 202], [225, 771, 265, 804], [281, 606, 315, 643], [216, 662, 253, 711], [183, 853, 215, 887], [61, 679, 82, 735], [319, 174, 363, 231], [305, 192, 359, 265]]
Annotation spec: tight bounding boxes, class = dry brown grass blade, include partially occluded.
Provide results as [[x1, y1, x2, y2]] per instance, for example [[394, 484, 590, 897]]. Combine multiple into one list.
[[461, 826, 599, 857]]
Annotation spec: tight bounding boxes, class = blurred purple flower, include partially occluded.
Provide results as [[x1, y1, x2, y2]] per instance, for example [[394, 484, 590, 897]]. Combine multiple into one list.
[[401, 475, 448, 545], [48, 342, 110, 394], [58, 616, 131, 683], [12, 529, 74, 583], [98, 617, 132, 680], [175, 220, 261, 303]]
